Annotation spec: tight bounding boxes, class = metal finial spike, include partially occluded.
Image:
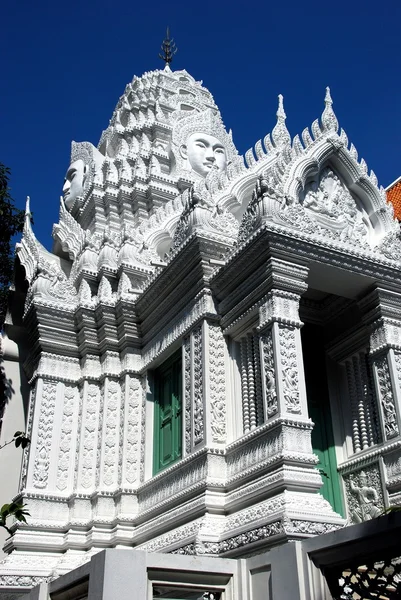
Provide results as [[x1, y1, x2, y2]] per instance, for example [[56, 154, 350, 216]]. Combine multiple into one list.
[[159, 27, 178, 65], [276, 94, 286, 120]]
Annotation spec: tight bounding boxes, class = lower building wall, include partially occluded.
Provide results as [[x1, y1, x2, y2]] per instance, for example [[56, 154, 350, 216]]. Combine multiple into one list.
[[15, 544, 331, 600]]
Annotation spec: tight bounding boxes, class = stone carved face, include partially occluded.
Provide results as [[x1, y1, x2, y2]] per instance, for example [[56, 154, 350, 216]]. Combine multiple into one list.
[[62, 159, 87, 210], [179, 133, 227, 178]]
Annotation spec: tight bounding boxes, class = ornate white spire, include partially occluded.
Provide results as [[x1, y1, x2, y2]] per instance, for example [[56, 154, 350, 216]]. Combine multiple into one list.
[[272, 94, 291, 148], [24, 196, 31, 230], [321, 86, 339, 133]]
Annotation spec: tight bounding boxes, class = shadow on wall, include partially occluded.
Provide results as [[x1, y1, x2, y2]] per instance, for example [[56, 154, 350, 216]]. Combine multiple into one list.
[[0, 357, 14, 435]]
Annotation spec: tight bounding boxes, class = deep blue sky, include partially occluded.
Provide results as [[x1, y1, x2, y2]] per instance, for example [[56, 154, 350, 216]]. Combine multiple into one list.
[[2, 0, 400, 250]]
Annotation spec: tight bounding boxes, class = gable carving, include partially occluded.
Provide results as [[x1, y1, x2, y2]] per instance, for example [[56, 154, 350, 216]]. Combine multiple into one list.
[[300, 167, 370, 243]]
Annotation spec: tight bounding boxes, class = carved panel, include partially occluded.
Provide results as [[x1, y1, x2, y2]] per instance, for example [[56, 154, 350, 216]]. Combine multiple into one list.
[[122, 377, 142, 485], [78, 383, 100, 490], [278, 326, 301, 414], [343, 464, 384, 524], [193, 326, 204, 445], [208, 323, 226, 443], [20, 386, 36, 490], [183, 336, 191, 454], [100, 379, 121, 487], [260, 329, 277, 419], [374, 354, 399, 440], [33, 381, 57, 489], [56, 385, 78, 491]]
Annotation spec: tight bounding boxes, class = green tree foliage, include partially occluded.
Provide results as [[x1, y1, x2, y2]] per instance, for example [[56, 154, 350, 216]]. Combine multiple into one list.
[[0, 163, 25, 328], [0, 165, 29, 536], [0, 432, 30, 535]]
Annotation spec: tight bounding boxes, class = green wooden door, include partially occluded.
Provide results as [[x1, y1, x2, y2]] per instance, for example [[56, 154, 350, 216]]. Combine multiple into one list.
[[301, 324, 344, 516], [154, 352, 182, 474]]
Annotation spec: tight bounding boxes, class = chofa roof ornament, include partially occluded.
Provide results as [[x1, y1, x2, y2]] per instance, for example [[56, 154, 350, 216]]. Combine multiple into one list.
[[271, 94, 291, 149], [321, 86, 339, 133]]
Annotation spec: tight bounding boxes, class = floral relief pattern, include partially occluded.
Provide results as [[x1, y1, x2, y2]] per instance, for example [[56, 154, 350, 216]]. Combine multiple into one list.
[[123, 377, 142, 485], [278, 326, 301, 414], [101, 379, 121, 487], [33, 381, 57, 489], [375, 355, 399, 440], [56, 385, 77, 491], [183, 336, 191, 453], [79, 383, 100, 490], [261, 330, 277, 418], [193, 326, 204, 445], [208, 323, 226, 442]]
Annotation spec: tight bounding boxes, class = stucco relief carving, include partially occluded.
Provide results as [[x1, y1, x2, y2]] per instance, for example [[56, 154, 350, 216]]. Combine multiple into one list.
[[300, 168, 369, 242], [33, 381, 57, 489], [172, 178, 239, 251], [344, 465, 383, 523], [374, 355, 399, 440], [62, 141, 104, 211], [123, 377, 142, 485], [170, 108, 239, 180], [278, 326, 301, 414], [193, 326, 204, 446], [183, 336, 192, 454], [208, 323, 226, 443], [56, 385, 78, 492], [260, 331, 278, 418], [79, 383, 100, 490], [101, 380, 121, 487], [227, 431, 282, 480]]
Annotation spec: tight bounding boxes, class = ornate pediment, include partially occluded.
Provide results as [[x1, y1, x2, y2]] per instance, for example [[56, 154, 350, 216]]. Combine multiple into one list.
[[299, 167, 370, 242]]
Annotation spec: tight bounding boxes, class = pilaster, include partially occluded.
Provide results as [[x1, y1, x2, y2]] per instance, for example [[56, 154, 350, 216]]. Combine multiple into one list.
[[358, 287, 401, 509], [359, 288, 401, 443]]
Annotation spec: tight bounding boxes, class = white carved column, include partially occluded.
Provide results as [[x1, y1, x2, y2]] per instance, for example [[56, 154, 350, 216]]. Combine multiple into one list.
[[94, 377, 122, 522], [183, 321, 227, 453], [258, 288, 309, 421], [359, 288, 401, 443], [358, 288, 401, 510], [204, 320, 227, 448], [116, 374, 144, 521]]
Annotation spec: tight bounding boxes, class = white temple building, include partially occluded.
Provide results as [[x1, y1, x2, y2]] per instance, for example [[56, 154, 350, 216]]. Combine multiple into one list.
[[1, 54, 401, 599]]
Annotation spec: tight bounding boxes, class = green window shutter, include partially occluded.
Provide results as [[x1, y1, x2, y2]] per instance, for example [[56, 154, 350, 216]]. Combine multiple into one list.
[[153, 352, 182, 474], [302, 325, 344, 516]]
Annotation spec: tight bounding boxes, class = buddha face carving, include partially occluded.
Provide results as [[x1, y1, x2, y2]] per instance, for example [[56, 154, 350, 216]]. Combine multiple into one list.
[[62, 159, 87, 210], [180, 133, 227, 178], [62, 142, 104, 211]]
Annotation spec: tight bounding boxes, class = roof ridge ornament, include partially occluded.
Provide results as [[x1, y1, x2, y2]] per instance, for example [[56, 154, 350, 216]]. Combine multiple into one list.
[[272, 94, 291, 148], [321, 86, 339, 133], [159, 27, 177, 67]]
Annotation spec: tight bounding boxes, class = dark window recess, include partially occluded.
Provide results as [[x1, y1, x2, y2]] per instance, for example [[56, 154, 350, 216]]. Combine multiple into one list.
[[301, 324, 344, 516]]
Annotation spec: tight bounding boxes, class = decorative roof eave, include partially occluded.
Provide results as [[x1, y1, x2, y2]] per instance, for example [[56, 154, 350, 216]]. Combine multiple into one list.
[[52, 197, 86, 261]]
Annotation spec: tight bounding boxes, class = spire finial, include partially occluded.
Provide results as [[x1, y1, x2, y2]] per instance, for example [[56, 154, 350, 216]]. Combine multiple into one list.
[[272, 94, 291, 148], [23, 196, 32, 234], [321, 86, 339, 133], [277, 94, 286, 119], [159, 27, 178, 66]]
